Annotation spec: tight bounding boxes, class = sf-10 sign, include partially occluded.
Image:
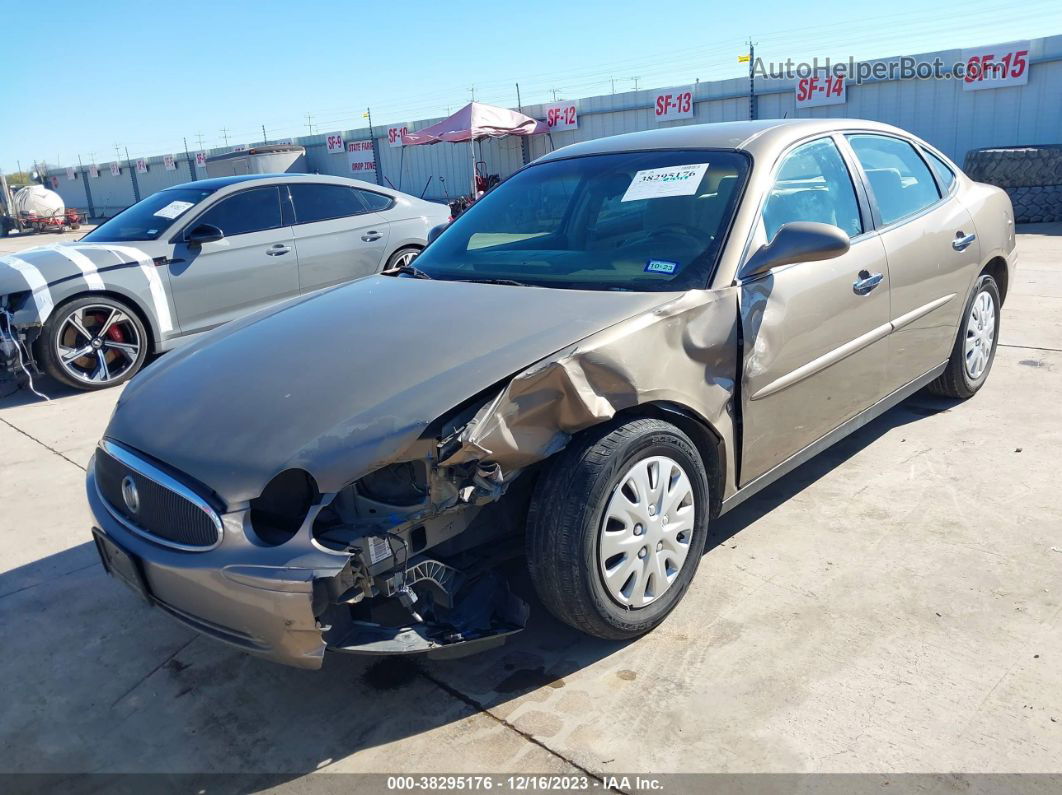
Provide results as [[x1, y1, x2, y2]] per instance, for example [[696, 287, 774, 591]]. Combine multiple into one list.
[[387, 126, 408, 148], [544, 101, 578, 131], [962, 41, 1030, 91], [654, 87, 694, 122], [795, 74, 846, 108], [326, 133, 345, 153]]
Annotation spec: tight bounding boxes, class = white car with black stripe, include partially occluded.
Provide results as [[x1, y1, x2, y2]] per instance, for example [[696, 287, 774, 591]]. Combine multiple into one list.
[[0, 174, 449, 390]]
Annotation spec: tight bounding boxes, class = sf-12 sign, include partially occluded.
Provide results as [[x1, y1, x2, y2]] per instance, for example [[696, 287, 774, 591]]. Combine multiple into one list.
[[326, 133, 345, 153], [387, 126, 408, 147], [795, 74, 846, 108], [962, 40, 1030, 91], [163, 154, 176, 171], [346, 140, 376, 174], [544, 101, 578, 132], [654, 87, 694, 122], [195, 152, 208, 169]]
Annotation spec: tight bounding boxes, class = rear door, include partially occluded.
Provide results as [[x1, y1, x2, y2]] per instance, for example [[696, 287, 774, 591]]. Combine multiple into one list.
[[288, 183, 391, 293], [738, 135, 892, 484], [168, 185, 298, 334], [844, 134, 983, 391]]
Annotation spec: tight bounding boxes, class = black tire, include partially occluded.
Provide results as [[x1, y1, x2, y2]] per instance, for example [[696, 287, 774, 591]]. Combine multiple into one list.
[[928, 273, 1001, 399], [38, 295, 149, 391], [526, 417, 711, 640], [384, 245, 422, 270]]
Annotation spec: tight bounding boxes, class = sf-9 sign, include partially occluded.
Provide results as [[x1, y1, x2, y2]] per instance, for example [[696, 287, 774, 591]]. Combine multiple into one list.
[[544, 101, 578, 131], [795, 74, 846, 108], [654, 87, 694, 122], [962, 41, 1030, 91], [326, 133, 345, 153]]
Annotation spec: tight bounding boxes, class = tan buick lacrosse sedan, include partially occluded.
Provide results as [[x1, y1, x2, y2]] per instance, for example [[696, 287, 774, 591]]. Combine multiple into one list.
[[89, 119, 1014, 668]]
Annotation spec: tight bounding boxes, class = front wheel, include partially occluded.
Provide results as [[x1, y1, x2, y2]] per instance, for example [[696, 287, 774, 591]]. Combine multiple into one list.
[[38, 296, 149, 390], [928, 273, 1001, 399], [526, 418, 710, 640]]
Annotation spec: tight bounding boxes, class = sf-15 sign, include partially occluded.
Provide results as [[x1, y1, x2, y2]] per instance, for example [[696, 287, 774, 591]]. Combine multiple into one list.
[[962, 40, 1030, 91], [654, 87, 694, 122], [544, 101, 578, 132], [795, 74, 846, 108]]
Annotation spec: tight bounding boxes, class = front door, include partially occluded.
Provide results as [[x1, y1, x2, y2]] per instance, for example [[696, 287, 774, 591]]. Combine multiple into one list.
[[739, 136, 892, 484], [287, 183, 391, 293], [169, 185, 299, 334], [844, 134, 984, 391]]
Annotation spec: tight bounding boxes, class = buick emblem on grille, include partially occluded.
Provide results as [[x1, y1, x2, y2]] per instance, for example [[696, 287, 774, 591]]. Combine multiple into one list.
[[121, 475, 140, 515]]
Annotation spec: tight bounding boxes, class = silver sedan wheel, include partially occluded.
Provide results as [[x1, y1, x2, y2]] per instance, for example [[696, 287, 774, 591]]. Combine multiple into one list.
[[598, 455, 695, 609], [964, 290, 996, 380], [392, 249, 419, 268], [54, 304, 141, 384]]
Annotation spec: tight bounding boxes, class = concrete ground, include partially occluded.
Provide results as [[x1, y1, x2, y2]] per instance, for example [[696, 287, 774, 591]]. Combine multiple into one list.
[[1, 226, 1060, 786]]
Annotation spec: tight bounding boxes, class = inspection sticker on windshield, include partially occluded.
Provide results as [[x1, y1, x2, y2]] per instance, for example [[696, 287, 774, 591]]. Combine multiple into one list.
[[645, 258, 678, 275], [621, 163, 709, 202], [153, 200, 194, 219]]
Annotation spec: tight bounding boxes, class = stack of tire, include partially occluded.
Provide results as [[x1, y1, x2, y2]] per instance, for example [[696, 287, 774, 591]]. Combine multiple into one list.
[[963, 145, 1062, 223]]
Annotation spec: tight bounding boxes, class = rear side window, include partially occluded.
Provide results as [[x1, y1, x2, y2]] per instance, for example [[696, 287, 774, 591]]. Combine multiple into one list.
[[762, 138, 863, 241], [924, 150, 957, 193], [196, 187, 282, 236], [289, 184, 366, 223], [355, 189, 394, 212], [847, 134, 941, 225]]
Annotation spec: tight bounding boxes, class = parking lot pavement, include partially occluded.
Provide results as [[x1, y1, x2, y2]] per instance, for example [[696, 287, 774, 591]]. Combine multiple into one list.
[[1, 226, 1060, 780], [0, 224, 97, 255]]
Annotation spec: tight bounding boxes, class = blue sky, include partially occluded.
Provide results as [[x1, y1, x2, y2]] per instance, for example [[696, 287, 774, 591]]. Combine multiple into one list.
[[3, 0, 1060, 172]]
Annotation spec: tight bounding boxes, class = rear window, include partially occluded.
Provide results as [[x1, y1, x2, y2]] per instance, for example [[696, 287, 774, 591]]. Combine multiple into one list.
[[83, 187, 216, 241]]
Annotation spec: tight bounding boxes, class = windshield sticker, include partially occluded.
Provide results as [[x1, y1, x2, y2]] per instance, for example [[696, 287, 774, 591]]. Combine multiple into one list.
[[153, 200, 195, 219], [645, 259, 678, 275], [621, 163, 709, 202]]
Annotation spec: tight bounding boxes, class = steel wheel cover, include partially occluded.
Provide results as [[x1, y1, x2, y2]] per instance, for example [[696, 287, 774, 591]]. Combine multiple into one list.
[[598, 455, 695, 609], [964, 289, 995, 380], [55, 304, 141, 384]]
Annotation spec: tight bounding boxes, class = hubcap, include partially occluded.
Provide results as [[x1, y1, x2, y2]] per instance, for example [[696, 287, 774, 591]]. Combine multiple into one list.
[[964, 290, 995, 380], [598, 455, 695, 609], [55, 304, 141, 384]]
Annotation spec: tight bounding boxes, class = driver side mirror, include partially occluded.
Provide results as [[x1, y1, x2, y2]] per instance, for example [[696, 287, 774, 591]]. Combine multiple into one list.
[[740, 221, 850, 280], [427, 222, 450, 245], [184, 223, 224, 247]]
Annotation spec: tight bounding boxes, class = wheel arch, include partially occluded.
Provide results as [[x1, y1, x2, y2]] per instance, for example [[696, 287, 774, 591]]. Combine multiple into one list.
[[981, 255, 1009, 305], [606, 401, 727, 520]]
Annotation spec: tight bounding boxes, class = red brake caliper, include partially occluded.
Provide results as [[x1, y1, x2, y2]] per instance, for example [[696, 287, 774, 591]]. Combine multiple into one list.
[[105, 321, 125, 343]]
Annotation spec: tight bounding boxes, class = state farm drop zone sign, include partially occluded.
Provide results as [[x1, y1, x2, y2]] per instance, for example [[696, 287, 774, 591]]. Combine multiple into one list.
[[346, 141, 376, 175]]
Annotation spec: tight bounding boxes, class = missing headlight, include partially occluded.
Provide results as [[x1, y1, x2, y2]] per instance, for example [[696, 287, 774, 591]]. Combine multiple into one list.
[[250, 469, 319, 545]]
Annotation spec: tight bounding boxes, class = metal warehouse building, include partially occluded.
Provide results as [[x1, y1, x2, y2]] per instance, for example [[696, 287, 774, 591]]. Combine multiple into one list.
[[42, 33, 1062, 216]]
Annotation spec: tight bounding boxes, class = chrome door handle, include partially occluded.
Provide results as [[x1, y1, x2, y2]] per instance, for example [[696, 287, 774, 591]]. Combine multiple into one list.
[[952, 232, 977, 251], [266, 244, 291, 256], [361, 231, 382, 242], [853, 270, 884, 295]]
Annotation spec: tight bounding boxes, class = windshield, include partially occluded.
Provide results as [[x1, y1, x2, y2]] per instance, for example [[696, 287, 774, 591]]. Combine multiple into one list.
[[414, 149, 748, 291], [83, 187, 218, 242]]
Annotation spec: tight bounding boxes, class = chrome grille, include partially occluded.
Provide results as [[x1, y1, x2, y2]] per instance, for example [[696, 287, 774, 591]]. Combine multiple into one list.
[[94, 441, 222, 550]]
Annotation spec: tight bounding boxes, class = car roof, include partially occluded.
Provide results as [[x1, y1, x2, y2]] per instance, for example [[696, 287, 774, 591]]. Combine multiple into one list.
[[534, 118, 916, 164], [166, 173, 397, 194]]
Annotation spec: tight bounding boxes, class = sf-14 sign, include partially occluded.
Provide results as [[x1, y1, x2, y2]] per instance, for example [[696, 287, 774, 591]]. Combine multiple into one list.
[[795, 74, 846, 108]]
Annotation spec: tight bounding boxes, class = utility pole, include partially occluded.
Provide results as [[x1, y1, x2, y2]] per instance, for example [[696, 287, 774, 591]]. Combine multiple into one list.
[[183, 136, 196, 182], [611, 76, 616, 94], [747, 38, 757, 121], [630, 76, 640, 91], [469, 85, 476, 102], [125, 146, 140, 202], [550, 88, 560, 102], [195, 132, 205, 150], [516, 83, 529, 166], [305, 114, 315, 135], [261, 124, 268, 143], [364, 106, 383, 187], [77, 154, 95, 218], [220, 128, 231, 147]]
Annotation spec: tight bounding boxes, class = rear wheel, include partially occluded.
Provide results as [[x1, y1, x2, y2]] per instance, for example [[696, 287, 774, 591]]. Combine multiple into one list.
[[38, 296, 149, 390], [385, 246, 421, 270], [928, 273, 1001, 399], [526, 418, 710, 640]]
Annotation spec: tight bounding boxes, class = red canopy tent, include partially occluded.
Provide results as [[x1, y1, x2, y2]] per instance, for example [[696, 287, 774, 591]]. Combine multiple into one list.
[[402, 101, 548, 197]]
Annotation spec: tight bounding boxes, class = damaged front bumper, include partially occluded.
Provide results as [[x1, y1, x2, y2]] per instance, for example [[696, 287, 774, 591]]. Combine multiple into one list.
[[86, 464, 527, 670]]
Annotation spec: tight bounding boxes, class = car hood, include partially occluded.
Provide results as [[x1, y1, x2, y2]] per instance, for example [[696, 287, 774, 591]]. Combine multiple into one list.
[[0, 241, 162, 297], [106, 276, 672, 505]]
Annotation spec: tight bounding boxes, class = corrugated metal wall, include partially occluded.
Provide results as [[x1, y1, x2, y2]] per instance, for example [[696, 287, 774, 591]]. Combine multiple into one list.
[[43, 34, 1062, 216]]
